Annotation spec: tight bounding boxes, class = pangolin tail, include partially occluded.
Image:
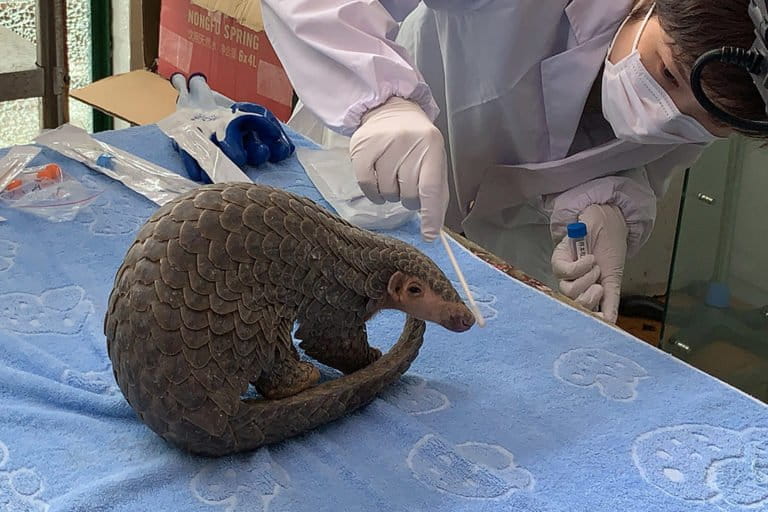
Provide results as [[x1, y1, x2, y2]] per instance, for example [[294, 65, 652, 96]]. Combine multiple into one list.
[[185, 316, 426, 456]]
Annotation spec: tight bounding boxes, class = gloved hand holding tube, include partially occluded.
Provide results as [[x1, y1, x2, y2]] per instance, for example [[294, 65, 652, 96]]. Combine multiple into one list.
[[349, 97, 450, 242], [551, 204, 629, 323]]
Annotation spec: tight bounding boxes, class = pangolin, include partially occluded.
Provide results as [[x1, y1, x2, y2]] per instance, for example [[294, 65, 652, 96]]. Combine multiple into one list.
[[105, 182, 475, 457]]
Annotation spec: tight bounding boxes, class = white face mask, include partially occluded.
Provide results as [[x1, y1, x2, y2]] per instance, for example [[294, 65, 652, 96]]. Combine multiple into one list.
[[601, 3, 718, 144]]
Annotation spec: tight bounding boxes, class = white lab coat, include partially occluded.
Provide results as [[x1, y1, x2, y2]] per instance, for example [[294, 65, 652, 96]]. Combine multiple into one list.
[[262, 0, 708, 287]]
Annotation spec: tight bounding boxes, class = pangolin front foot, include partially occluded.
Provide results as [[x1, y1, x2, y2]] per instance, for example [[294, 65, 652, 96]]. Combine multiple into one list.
[[300, 339, 382, 375], [339, 346, 382, 374], [256, 360, 321, 400]]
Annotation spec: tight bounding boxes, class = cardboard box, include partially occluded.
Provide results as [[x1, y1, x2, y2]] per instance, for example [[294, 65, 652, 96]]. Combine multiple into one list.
[[71, 0, 294, 126], [130, 0, 162, 70], [70, 70, 178, 126], [156, 0, 293, 121], [189, 0, 264, 32]]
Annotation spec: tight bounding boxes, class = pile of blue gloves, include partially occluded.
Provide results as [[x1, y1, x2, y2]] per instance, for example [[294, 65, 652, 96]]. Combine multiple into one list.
[[168, 72, 296, 184]]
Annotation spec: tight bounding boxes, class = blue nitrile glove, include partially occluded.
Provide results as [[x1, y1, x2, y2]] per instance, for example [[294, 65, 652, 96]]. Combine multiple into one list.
[[169, 73, 295, 182], [169, 138, 211, 184], [215, 102, 296, 168]]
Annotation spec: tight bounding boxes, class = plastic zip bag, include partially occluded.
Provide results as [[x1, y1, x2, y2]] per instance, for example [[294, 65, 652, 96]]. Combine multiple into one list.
[[0, 145, 41, 191], [157, 109, 253, 183], [0, 158, 103, 222], [296, 146, 416, 230], [34, 124, 198, 206], [289, 102, 416, 230]]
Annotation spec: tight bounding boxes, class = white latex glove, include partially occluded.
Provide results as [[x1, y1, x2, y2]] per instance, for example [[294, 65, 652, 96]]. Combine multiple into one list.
[[172, 73, 232, 111], [551, 204, 628, 323], [349, 96, 449, 242]]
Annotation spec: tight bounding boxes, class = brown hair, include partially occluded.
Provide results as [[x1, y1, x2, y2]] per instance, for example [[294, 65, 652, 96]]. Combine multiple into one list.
[[631, 0, 768, 139]]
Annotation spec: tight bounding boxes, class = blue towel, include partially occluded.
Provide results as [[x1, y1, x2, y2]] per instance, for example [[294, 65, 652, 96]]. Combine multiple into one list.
[[0, 125, 766, 512]]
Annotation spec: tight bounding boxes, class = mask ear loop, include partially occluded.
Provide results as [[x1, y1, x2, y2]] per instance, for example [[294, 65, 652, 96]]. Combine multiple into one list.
[[607, 12, 632, 57], [606, 2, 653, 61], [632, 3, 656, 51]]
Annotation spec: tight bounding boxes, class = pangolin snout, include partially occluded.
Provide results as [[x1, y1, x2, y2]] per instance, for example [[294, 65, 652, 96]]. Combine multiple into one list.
[[445, 305, 475, 332]]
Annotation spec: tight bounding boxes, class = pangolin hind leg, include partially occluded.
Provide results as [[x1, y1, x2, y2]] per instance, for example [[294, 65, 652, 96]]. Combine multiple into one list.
[[253, 320, 321, 400], [298, 324, 382, 375]]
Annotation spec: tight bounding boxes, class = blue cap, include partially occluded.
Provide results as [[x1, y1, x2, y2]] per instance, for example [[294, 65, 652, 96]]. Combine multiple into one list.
[[96, 153, 114, 169], [567, 222, 587, 239]]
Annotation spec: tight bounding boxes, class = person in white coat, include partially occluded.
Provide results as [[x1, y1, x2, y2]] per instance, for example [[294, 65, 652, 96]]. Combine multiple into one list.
[[261, 0, 767, 323]]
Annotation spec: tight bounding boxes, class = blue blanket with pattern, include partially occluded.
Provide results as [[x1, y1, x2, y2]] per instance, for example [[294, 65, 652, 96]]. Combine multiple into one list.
[[0, 124, 766, 512]]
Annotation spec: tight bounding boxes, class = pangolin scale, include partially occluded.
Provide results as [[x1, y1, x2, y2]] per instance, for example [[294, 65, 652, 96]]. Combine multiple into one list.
[[105, 182, 473, 456]]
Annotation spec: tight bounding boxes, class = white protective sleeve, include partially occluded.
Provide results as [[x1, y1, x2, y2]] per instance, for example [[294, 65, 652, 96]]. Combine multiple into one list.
[[261, 0, 439, 136], [548, 168, 658, 259]]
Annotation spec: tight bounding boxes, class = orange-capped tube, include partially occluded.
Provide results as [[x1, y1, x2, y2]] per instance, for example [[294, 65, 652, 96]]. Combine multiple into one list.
[[5, 178, 22, 191], [35, 163, 63, 182]]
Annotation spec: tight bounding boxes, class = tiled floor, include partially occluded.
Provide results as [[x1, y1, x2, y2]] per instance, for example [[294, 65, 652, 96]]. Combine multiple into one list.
[[616, 315, 662, 346]]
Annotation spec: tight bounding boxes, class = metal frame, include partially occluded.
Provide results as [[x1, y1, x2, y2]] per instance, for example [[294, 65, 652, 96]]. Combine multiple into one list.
[[712, 138, 746, 282], [0, 0, 70, 129]]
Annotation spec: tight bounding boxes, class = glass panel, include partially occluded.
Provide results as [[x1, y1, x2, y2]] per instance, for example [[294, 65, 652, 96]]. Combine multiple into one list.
[[0, 2, 36, 43], [0, 0, 93, 146], [67, 0, 93, 133], [662, 137, 768, 403], [0, 98, 42, 145], [0, 1, 39, 146]]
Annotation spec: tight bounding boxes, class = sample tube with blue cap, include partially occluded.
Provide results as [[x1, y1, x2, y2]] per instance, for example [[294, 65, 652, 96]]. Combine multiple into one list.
[[567, 222, 589, 260]]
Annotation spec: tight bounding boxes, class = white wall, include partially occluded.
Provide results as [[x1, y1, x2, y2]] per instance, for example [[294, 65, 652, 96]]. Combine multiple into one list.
[[111, 0, 132, 130], [112, 1, 131, 75]]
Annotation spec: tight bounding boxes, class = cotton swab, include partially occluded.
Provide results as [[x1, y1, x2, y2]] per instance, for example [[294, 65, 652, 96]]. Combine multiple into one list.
[[439, 229, 486, 328]]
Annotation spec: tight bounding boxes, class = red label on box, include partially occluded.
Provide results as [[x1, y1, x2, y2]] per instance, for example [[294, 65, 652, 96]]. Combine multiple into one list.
[[157, 0, 293, 121]]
